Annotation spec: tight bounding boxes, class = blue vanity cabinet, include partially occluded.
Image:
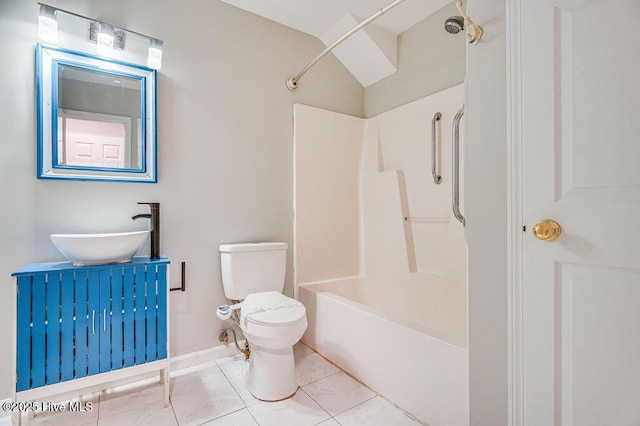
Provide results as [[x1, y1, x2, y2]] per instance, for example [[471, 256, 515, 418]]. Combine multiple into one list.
[[11, 256, 170, 413]]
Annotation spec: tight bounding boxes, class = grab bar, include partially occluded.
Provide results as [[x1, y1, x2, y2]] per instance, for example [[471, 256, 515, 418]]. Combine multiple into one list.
[[452, 107, 465, 226], [431, 112, 442, 184]]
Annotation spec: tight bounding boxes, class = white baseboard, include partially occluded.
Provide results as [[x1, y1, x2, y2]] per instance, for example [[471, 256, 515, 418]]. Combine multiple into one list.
[[169, 341, 246, 371]]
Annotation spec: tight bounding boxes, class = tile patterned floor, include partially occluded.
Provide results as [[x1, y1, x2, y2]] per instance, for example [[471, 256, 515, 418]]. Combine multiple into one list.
[[0, 343, 422, 426]]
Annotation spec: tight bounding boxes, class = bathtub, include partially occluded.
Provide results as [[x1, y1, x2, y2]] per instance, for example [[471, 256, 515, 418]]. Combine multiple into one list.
[[298, 277, 469, 426]]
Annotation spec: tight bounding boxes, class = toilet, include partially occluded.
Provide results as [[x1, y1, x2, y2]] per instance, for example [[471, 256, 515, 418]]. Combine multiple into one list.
[[216, 242, 307, 401]]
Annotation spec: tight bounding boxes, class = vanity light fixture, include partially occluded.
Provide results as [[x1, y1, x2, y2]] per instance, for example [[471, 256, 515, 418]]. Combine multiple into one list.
[[37, 3, 163, 69], [148, 38, 163, 70], [38, 4, 58, 43]]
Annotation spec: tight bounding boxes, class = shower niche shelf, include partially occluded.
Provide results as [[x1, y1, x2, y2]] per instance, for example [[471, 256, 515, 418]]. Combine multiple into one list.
[[10, 256, 171, 423]]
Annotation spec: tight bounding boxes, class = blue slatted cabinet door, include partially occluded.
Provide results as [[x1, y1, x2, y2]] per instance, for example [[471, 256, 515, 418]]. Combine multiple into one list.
[[46, 272, 61, 386], [99, 269, 112, 373], [157, 264, 168, 360], [146, 266, 157, 362], [31, 274, 46, 388], [123, 267, 135, 367], [87, 270, 100, 375], [60, 271, 74, 382], [16, 276, 32, 391], [74, 271, 88, 379], [111, 268, 123, 371], [134, 266, 146, 364], [13, 258, 169, 392]]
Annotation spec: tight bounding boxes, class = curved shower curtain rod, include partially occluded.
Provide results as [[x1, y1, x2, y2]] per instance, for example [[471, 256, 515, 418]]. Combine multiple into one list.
[[285, 0, 406, 91], [285, 0, 482, 91]]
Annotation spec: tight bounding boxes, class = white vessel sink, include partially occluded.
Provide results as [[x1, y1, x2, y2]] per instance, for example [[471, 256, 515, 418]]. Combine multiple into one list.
[[50, 231, 150, 266]]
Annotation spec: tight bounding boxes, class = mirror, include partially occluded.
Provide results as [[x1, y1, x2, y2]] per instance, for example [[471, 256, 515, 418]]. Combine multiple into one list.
[[36, 44, 157, 182]]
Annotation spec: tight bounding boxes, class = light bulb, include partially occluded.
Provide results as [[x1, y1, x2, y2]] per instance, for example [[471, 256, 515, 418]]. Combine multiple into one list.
[[148, 39, 163, 70], [38, 5, 58, 43], [96, 23, 114, 56]]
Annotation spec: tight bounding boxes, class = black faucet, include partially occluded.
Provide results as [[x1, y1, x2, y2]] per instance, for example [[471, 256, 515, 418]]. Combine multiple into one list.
[[132, 202, 160, 260]]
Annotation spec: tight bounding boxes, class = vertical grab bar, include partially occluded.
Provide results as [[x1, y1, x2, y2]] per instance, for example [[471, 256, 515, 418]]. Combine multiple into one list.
[[431, 112, 442, 184], [452, 107, 465, 226]]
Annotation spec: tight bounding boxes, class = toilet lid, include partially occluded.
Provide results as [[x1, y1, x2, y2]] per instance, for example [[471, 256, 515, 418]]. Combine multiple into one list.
[[241, 291, 306, 326]]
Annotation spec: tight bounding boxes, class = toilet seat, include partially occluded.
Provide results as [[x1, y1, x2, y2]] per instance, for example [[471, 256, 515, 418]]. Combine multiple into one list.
[[240, 291, 306, 326]]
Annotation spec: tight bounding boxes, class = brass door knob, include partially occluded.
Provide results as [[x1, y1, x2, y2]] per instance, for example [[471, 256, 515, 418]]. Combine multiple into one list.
[[532, 219, 561, 241]]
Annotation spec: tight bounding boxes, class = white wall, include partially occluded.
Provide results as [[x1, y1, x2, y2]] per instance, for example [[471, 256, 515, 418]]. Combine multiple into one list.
[[465, 0, 509, 424], [0, 0, 363, 399], [364, 1, 466, 118]]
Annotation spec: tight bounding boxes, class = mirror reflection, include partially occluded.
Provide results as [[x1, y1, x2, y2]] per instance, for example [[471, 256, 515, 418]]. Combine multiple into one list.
[[57, 64, 142, 169]]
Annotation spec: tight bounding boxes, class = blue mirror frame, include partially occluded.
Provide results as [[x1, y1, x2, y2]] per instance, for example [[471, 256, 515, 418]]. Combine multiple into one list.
[[36, 44, 157, 182]]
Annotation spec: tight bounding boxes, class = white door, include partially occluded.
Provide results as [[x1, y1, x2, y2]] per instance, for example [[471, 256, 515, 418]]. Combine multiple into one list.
[[63, 117, 126, 168], [521, 0, 640, 425]]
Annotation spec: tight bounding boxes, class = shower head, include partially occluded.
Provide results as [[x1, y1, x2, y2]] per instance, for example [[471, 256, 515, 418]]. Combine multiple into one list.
[[444, 16, 465, 34]]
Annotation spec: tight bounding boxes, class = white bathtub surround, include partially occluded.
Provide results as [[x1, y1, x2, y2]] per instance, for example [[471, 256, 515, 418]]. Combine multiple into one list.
[[365, 84, 467, 342], [294, 84, 467, 342], [293, 107, 364, 287], [294, 85, 468, 425]]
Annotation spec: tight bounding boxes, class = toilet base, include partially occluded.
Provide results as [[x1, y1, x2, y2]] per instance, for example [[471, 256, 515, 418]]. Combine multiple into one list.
[[244, 344, 298, 401]]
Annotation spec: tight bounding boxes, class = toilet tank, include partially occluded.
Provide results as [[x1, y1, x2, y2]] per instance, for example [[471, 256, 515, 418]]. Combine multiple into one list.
[[219, 242, 288, 300]]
